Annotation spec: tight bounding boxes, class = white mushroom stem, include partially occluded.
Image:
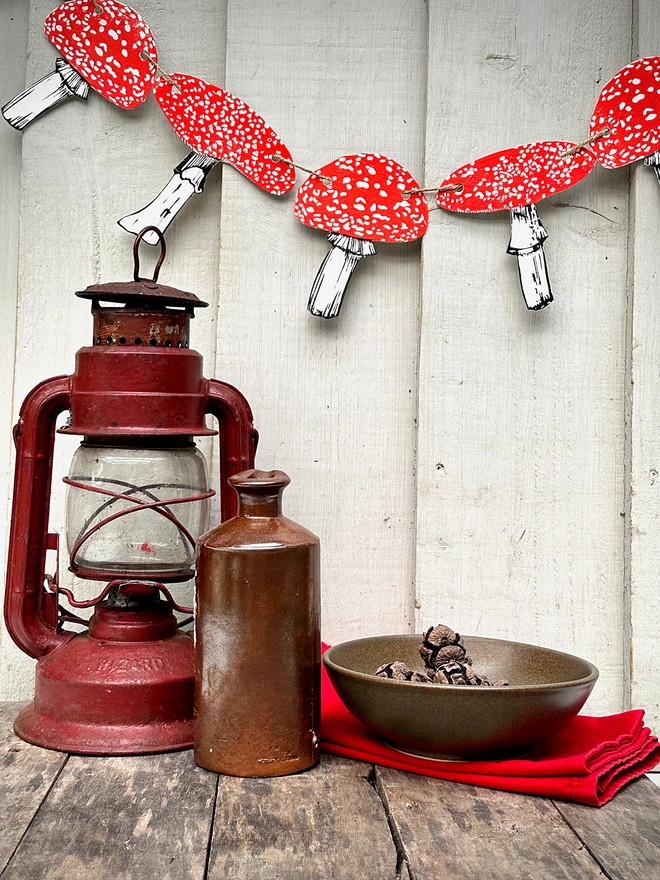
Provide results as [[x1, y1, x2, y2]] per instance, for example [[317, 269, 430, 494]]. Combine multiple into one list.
[[507, 204, 553, 310], [308, 233, 376, 319], [118, 151, 218, 244], [643, 151, 660, 186], [2, 58, 89, 130]]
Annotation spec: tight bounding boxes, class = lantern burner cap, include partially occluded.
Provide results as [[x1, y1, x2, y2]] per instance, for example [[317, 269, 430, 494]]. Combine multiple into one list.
[[104, 582, 164, 609]]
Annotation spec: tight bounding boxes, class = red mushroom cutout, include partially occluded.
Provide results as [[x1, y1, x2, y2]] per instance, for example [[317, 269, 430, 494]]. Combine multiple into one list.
[[437, 142, 596, 310], [294, 154, 428, 318], [118, 72, 295, 244], [589, 57, 660, 184], [2, 1, 157, 130]]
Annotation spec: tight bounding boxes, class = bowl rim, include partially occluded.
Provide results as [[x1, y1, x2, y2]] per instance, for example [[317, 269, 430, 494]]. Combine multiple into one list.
[[323, 633, 599, 691]]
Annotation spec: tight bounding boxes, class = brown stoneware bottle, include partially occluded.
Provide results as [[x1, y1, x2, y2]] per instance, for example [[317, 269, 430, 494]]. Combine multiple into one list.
[[194, 469, 321, 776]]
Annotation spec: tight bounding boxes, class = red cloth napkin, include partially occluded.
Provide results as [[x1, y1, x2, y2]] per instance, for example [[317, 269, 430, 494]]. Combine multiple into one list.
[[320, 644, 660, 806]]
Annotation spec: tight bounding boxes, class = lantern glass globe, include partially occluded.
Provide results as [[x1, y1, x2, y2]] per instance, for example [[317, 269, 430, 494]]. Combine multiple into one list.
[[65, 443, 211, 579]]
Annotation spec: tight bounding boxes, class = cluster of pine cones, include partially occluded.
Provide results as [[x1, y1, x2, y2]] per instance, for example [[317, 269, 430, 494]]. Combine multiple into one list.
[[375, 624, 509, 687]]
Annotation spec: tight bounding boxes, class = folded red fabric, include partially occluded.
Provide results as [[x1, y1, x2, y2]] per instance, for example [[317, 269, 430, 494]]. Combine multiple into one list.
[[320, 644, 660, 806]]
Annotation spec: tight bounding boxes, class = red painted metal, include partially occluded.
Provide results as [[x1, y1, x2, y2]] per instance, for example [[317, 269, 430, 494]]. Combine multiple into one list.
[[4, 255, 257, 754], [61, 346, 217, 437], [14, 591, 196, 754], [5, 376, 75, 659]]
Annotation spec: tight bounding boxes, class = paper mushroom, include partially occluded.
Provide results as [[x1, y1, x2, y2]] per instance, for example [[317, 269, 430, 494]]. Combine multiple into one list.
[[589, 57, 660, 185], [118, 72, 296, 244], [436, 141, 596, 310], [2, 0, 157, 130], [293, 153, 429, 319]]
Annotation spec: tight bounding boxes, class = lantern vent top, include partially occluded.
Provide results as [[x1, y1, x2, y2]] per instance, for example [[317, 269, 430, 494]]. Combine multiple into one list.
[[75, 225, 208, 314], [75, 280, 208, 313]]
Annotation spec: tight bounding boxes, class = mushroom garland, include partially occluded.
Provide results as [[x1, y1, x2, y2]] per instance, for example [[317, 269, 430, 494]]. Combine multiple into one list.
[[4, 3, 660, 318], [118, 73, 296, 244], [2, 0, 156, 130], [589, 57, 660, 186], [436, 142, 596, 310], [294, 154, 428, 318]]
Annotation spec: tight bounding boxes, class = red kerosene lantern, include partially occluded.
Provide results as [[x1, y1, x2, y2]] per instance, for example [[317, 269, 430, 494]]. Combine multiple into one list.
[[4, 230, 257, 754]]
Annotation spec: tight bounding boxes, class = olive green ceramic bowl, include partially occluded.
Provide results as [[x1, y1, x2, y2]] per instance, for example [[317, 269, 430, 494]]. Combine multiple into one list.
[[323, 634, 598, 760]]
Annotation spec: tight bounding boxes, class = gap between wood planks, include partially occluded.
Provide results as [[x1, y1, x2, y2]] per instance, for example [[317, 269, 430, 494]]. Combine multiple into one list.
[[202, 773, 220, 880], [369, 766, 413, 880], [369, 764, 633, 880], [0, 755, 70, 878], [550, 800, 615, 880]]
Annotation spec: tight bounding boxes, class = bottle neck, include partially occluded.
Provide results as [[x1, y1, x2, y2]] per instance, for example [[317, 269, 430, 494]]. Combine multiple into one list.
[[229, 469, 291, 517], [237, 492, 282, 517]]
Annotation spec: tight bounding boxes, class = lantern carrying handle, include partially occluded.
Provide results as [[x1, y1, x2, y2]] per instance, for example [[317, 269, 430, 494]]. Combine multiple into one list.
[[133, 226, 166, 282], [4, 375, 75, 659], [205, 379, 259, 520]]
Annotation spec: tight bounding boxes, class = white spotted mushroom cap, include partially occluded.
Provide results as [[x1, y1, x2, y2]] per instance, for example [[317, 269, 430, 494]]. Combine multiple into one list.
[[590, 57, 660, 168], [294, 154, 428, 243], [436, 141, 596, 213], [153, 73, 296, 196], [45, 0, 157, 109]]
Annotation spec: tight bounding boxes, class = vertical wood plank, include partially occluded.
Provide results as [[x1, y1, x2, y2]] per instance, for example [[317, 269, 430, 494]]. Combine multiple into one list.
[[3, 751, 216, 880], [0, 1, 31, 698], [1, 0, 227, 696], [629, 4, 660, 732], [0, 703, 67, 873], [217, 0, 428, 643], [417, 0, 632, 714], [375, 768, 607, 880]]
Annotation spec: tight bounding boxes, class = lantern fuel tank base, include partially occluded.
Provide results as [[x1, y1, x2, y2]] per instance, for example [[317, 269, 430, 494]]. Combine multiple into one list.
[[13, 603, 196, 755], [14, 702, 193, 756]]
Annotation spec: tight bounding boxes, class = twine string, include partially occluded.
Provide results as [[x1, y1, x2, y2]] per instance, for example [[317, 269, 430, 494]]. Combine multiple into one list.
[[140, 51, 181, 93], [93, 3, 103, 13], [272, 153, 332, 186], [403, 182, 464, 199], [561, 126, 610, 158]]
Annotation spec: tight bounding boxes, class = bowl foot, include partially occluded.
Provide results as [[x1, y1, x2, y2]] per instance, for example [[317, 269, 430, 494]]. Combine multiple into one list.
[[385, 740, 532, 763]]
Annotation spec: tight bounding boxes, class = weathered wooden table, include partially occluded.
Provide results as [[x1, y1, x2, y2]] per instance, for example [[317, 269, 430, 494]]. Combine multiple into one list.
[[1, 701, 659, 879]]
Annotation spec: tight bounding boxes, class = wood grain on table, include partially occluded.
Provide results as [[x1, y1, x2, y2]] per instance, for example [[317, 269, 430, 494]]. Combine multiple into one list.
[[1, 702, 659, 880]]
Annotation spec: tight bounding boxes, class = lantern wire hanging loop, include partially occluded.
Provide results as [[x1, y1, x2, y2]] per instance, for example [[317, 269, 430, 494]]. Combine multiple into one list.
[[62, 476, 215, 581], [133, 225, 167, 282]]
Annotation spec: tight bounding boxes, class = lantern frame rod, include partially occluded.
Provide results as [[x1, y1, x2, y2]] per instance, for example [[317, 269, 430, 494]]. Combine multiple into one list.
[[57, 579, 194, 616], [63, 477, 214, 579]]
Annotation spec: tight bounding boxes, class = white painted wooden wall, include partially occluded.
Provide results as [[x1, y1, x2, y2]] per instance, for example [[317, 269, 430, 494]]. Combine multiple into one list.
[[0, 0, 658, 729]]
